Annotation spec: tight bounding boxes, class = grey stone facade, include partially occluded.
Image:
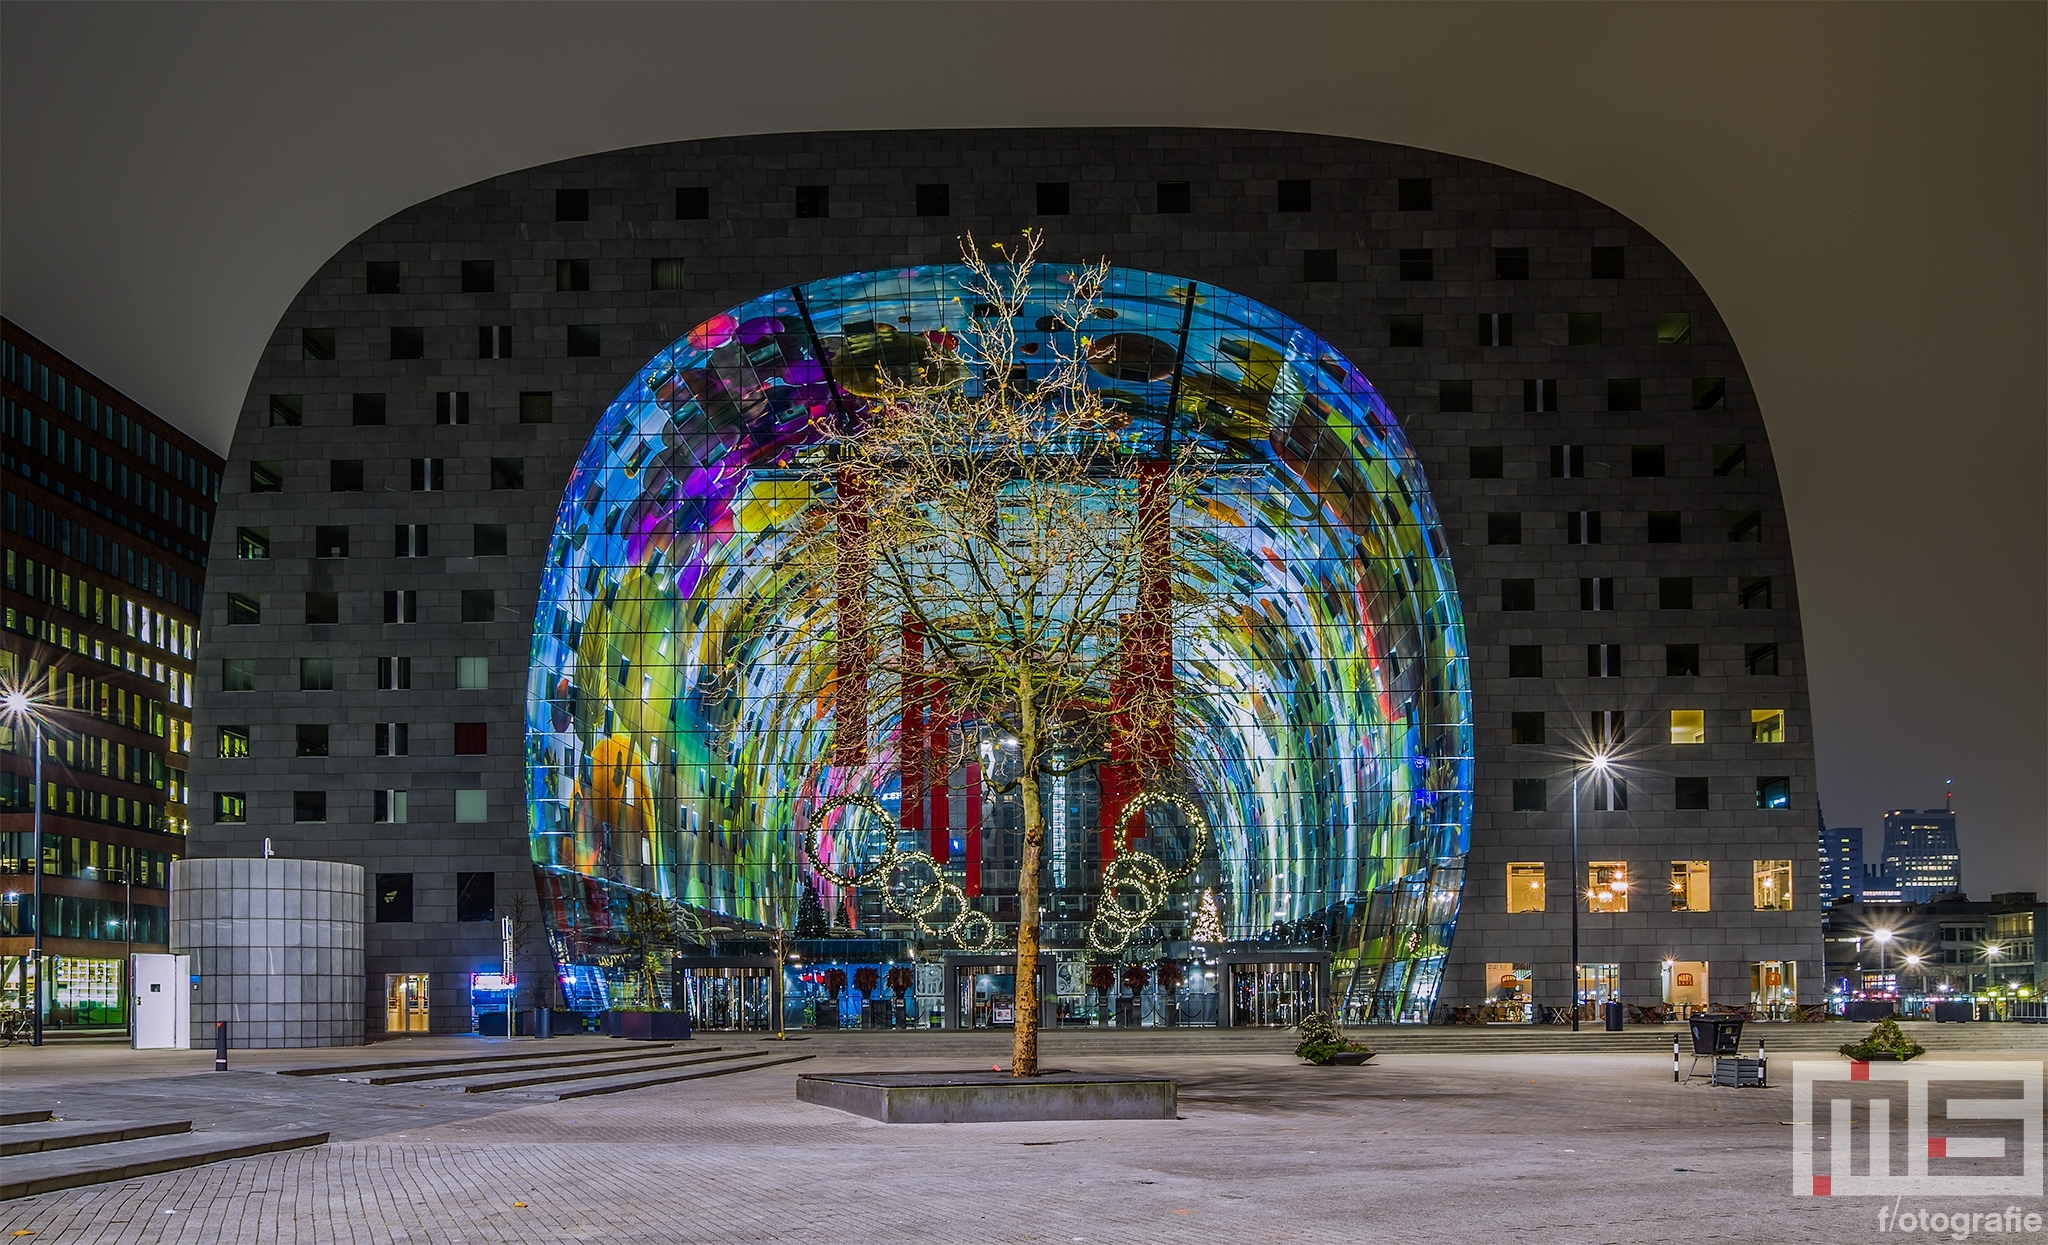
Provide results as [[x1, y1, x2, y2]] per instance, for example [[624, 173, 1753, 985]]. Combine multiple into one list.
[[169, 857, 365, 1047], [188, 128, 1818, 1031]]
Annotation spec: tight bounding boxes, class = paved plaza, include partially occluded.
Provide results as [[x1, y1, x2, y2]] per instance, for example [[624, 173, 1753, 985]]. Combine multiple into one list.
[[7, 1030, 2042, 1243]]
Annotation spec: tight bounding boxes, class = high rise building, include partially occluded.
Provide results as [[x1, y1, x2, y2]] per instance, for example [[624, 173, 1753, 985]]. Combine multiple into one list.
[[0, 318, 222, 1031], [1879, 806, 1963, 904], [1818, 816, 1864, 907]]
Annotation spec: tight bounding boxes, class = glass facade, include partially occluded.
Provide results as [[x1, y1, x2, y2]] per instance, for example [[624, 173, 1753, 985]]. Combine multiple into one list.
[[526, 265, 1472, 1023]]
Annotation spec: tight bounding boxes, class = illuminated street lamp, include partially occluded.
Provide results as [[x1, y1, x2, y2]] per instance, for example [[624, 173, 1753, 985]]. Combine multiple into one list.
[[1872, 928, 1894, 996], [1, 683, 55, 1048], [1904, 953, 1924, 1004], [1567, 751, 1612, 1033]]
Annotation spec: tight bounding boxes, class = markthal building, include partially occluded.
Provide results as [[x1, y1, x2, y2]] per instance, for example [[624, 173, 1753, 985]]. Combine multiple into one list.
[[188, 129, 1819, 1042]]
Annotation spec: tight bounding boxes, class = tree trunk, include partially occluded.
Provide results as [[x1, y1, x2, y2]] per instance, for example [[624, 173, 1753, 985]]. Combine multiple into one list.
[[1012, 678, 1044, 1076]]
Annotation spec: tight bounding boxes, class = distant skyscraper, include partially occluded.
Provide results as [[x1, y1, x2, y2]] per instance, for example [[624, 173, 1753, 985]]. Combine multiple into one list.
[[1818, 815, 1864, 906], [1880, 805, 1963, 903]]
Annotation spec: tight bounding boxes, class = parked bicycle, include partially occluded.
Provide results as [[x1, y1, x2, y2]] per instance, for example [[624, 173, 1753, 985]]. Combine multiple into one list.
[[0, 1007, 30, 1046]]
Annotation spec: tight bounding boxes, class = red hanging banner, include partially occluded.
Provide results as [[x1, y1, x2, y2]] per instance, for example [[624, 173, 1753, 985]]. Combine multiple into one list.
[[900, 618, 925, 838], [928, 686, 951, 862], [963, 759, 983, 897]]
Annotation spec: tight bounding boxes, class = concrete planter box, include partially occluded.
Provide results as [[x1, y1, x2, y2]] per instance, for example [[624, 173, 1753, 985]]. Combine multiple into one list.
[[797, 1072, 1177, 1123], [602, 1010, 693, 1040]]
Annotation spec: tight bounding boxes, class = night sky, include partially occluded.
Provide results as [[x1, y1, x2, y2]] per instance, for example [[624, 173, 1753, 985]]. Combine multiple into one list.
[[2, 2, 2040, 893]]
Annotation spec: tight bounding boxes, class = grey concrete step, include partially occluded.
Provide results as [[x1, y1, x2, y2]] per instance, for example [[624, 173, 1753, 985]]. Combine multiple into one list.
[[0, 1119, 191, 1157], [457, 1049, 765, 1094], [536, 1053, 818, 1101], [0, 1109, 54, 1127], [0, 1128, 328, 1201], [360, 1045, 720, 1086], [280, 1041, 681, 1078]]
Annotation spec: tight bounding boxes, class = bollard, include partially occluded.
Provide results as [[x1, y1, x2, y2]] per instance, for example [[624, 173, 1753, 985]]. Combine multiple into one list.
[[214, 1020, 228, 1071], [1672, 1033, 1680, 1082], [1758, 1037, 1767, 1088]]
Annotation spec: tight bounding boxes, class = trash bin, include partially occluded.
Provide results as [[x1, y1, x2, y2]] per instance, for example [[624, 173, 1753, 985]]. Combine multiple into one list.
[[1603, 1000, 1624, 1031], [1689, 1013, 1743, 1058]]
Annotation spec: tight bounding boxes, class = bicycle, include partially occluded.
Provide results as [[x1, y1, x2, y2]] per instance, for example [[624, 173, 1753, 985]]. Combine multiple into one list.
[[0, 1007, 30, 1046]]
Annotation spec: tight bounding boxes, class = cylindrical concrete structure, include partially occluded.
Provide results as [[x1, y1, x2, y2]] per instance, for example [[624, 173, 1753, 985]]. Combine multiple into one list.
[[170, 858, 365, 1047]]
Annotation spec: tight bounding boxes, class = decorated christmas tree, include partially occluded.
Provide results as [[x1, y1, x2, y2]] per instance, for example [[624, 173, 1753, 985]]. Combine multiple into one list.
[[1191, 888, 1224, 944]]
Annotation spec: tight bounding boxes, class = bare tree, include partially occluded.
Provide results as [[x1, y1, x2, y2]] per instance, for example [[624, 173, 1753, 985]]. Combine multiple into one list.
[[791, 232, 1212, 1075]]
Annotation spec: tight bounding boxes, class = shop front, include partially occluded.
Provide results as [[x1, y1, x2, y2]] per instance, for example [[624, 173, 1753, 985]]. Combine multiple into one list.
[[1219, 949, 1330, 1028], [676, 954, 780, 1032]]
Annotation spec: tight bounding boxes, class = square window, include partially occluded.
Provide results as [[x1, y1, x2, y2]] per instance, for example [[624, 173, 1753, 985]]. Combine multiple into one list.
[[383, 590, 418, 624], [227, 593, 261, 625], [460, 260, 495, 294], [1693, 377, 1727, 410], [456, 871, 495, 921], [436, 392, 470, 425], [1507, 862, 1545, 913], [555, 188, 589, 221], [1657, 312, 1691, 345], [1510, 712, 1545, 745], [1751, 709, 1785, 743], [1479, 313, 1513, 347], [1304, 250, 1340, 283], [1587, 862, 1629, 913], [1739, 577, 1773, 609], [478, 325, 513, 359], [1587, 643, 1621, 677], [1671, 860, 1710, 910], [1499, 579, 1536, 611], [1580, 577, 1615, 611], [1566, 511, 1601, 544], [519, 391, 554, 423], [366, 261, 401, 294], [675, 187, 709, 220], [1675, 778, 1711, 812], [1508, 645, 1543, 678], [374, 873, 413, 923], [1714, 444, 1747, 477], [1387, 313, 1422, 345], [473, 524, 507, 557], [490, 457, 525, 490], [1669, 709, 1705, 745], [1035, 182, 1070, 215], [218, 726, 250, 759], [1156, 181, 1191, 214], [301, 328, 335, 361], [1745, 643, 1779, 676], [651, 259, 686, 291], [915, 183, 950, 216], [1665, 643, 1700, 677], [1399, 248, 1434, 281], [1648, 510, 1682, 543], [1753, 858, 1793, 909], [454, 789, 488, 823], [300, 658, 334, 690], [557, 258, 591, 292], [296, 723, 329, 757], [1494, 247, 1529, 280], [390, 327, 424, 360], [373, 790, 407, 824], [350, 393, 386, 426], [394, 524, 429, 557], [377, 656, 412, 691], [1511, 778, 1546, 812], [375, 723, 409, 756], [408, 458, 444, 491], [314, 525, 349, 558], [1631, 445, 1666, 477], [250, 461, 284, 493], [269, 394, 303, 427], [461, 589, 496, 623], [1397, 177, 1432, 211], [457, 657, 489, 689], [330, 459, 365, 492], [214, 791, 246, 824], [1567, 312, 1602, 346], [1277, 179, 1311, 212], [1524, 379, 1559, 412], [1487, 512, 1522, 545], [1607, 378, 1642, 411], [1728, 510, 1762, 543], [1439, 379, 1472, 412], [567, 325, 600, 357], [453, 722, 488, 755], [1590, 246, 1625, 280], [794, 185, 829, 218], [1659, 577, 1693, 610], [222, 658, 256, 691], [293, 790, 327, 823], [304, 591, 339, 625], [1468, 445, 1503, 478], [1588, 709, 1625, 751]]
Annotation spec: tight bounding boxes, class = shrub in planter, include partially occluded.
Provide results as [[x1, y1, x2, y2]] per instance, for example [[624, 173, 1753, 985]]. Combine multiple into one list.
[[1839, 1017, 1926, 1061], [1294, 1011, 1375, 1065]]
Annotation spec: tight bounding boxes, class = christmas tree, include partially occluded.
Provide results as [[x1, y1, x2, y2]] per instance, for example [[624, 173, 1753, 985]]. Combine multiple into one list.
[[794, 884, 830, 939], [1191, 888, 1224, 944]]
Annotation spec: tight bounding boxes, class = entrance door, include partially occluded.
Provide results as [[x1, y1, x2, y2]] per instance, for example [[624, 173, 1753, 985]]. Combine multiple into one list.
[[132, 954, 189, 1049], [1484, 962, 1533, 1023], [385, 974, 430, 1033], [1662, 961, 1708, 1017], [1227, 962, 1321, 1027], [1751, 961, 1795, 1019], [961, 967, 1016, 1029], [681, 967, 773, 1031], [1575, 964, 1619, 1023]]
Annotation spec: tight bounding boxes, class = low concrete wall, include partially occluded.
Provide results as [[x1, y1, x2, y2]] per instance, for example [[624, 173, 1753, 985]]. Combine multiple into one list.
[[170, 857, 365, 1048], [797, 1072, 1177, 1123]]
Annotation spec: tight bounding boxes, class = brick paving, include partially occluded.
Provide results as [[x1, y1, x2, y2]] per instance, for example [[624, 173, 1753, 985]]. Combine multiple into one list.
[[0, 1034, 2027, 1243]]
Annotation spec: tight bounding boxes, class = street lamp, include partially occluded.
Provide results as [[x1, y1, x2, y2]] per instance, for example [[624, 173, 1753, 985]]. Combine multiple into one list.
[[1567, 751, 1612, 1033], [1872, 928, 1894, 997], [1904, 953, 1923, 1009], [2, 683, 54, 1048]]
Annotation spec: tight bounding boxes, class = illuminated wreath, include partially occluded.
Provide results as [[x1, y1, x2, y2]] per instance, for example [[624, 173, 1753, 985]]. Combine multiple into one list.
[[802, 791, 1004, 951], [802, 791, 901, 888], [1087, 788, 1211, 955]]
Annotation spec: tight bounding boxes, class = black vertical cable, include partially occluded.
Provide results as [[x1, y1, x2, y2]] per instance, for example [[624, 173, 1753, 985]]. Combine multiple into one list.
[[791, 284, 852, 437], [1160, 282, 1199, 455]]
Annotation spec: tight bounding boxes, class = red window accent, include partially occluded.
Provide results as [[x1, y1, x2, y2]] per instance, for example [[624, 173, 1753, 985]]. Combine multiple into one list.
[[453, 722, 488, 755]]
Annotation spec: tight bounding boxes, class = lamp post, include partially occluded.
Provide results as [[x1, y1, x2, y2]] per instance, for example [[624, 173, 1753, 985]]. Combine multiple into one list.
[[3, 688, 50, 1048], [109, 866, 132, 1040], [1567, 752, 1611, 1033], [1872, 928, 1893, 1001]]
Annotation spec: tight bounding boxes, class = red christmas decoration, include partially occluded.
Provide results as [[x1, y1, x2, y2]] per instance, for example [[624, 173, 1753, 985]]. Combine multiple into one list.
[[853, 966, 880, 999], [1121, 964, 1152, 994], [822, 968, 848, 1000]]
